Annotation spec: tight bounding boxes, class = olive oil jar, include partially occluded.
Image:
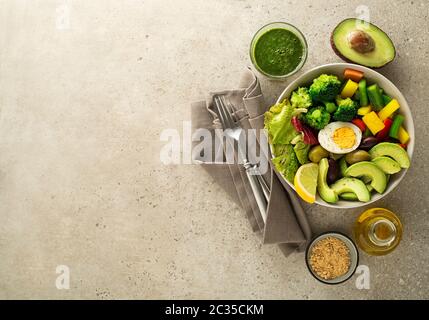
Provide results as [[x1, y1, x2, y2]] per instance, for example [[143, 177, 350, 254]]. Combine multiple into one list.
[[354, 208, 403, 256]]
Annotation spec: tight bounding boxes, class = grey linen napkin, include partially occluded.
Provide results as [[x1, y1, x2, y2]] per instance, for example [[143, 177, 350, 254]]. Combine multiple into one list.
[[191, 68, 312, 255]]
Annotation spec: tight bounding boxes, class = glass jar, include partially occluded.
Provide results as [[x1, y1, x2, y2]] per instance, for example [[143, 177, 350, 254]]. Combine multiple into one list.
[[354, 208, 403, 256]]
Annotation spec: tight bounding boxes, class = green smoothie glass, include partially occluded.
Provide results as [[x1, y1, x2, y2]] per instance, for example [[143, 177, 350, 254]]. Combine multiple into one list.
[[250, 22, 308, 79]]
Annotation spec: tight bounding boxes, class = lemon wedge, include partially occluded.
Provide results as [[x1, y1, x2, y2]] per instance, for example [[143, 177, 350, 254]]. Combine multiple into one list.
[[294, 163, 319, 203]]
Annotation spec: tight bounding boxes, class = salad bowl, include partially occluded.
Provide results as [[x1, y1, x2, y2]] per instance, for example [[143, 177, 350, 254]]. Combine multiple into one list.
[[272, 63, 415, 208]]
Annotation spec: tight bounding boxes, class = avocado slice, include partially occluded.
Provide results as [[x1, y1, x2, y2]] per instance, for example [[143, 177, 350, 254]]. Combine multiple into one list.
[[331, 177, 370, 202], [345, 161, 387, 193], [317, 158, 338, 203], [339, 192, 358, 201], [372, 156, 401, 174], [369, 142, 410, 169], [340, 182, 374, 201], [331, 18, 396, 68], [339, 157, 348, 177]]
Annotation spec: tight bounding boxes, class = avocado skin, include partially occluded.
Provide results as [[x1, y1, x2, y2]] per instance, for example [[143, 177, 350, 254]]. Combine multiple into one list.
[[330, 18, 396, 69]]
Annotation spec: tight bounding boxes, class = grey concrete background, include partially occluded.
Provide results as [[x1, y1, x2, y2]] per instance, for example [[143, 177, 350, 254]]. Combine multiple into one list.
[[0, 0, 427, 299]]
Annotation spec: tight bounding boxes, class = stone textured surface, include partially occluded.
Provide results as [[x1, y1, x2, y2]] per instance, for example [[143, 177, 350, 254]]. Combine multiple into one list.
[[0, 0, 428, 299]]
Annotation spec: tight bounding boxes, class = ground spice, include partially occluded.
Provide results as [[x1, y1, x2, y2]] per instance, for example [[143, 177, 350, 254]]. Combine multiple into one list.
[[309, 237, 351, 280]]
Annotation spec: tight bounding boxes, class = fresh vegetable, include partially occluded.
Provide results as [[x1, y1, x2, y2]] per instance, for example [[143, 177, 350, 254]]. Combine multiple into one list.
[[398, 126, 410, 144], [294, 163, 319, 203], [340, 192, 359, 201], [367, 84, 384, 111], [294, 141, 310, 165], [331, 177, 370, 202], [272, 144, 300, 182], [327, 158, 340, 184], [362, 111, 385, 135], [382, 94, 392, 106], [291, 116, 303, 132], [308, 145, 329, 163], [264, 99, 299, 144], [302, 126, 319, 145], [372, 156, 401, 174], [333, 98, 357, 122], [376, 118, 393, 141], [317, 158, 339, 203], [345, 150, 371, 165], [358, 105, 372, 116], [378, 99, 400, 121], [369, 142, 410, 169], [324, 101, 337, 113], [273, 144, 288, 157], [340, 79, 359, 98], [360, 136, 378, 150], [351, 118, 366, 132], [345, 161, 387, 193], [291, 87, 312, 109], [353, 89, 360, 101], [308, 74, 342, 102], [331, 19, 396, 68], [389, 114, 404, 139], [363, 127, 373, 137], [398, 143, 407, 149], [358, 79, 369, 107], [292, 116, 318, 145], [339, 157, 348, 176], [343, 68, 364, 82], [303, 106, 331, 130]]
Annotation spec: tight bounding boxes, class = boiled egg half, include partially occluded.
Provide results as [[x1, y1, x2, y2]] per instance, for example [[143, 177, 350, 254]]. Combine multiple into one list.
[[318, 122, 362, 154]]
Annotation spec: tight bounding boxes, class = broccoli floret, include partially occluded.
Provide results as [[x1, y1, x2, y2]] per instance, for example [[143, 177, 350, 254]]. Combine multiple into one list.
[[333, 98, 358, 122], [291, 87, 312, 109], [303, 106, 330, 130], [309, 74, 341, 102], [324, 101, 337, 113]]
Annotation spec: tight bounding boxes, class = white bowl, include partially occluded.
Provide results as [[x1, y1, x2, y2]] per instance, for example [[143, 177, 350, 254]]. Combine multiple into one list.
[[274, 63, 415, 208]]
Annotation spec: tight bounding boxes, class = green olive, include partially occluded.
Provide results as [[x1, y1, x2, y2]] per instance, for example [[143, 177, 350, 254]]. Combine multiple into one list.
[[308, 145, 329, 163], [345, 150, 371, 165]]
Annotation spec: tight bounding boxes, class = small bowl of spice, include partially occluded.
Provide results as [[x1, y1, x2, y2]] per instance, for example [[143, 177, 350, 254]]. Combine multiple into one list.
[[306, 232, 359, 285]]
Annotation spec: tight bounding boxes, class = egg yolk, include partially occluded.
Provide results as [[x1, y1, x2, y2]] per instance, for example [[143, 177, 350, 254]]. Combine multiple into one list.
[[332, 127, 356, 149]]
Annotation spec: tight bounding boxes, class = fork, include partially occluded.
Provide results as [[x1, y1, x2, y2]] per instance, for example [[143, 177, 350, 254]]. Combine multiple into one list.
[[213, 94, 270, 222]]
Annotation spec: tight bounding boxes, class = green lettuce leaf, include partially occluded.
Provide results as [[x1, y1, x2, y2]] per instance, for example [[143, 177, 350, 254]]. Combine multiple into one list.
[[293, 141, 310, 165], [271, 144, 299, 183], [264, 99, 299, 144]]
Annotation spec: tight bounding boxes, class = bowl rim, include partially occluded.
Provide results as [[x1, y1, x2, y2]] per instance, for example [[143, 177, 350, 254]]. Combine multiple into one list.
[[272, 62, 415, 208], [305, 231, 359, 285]]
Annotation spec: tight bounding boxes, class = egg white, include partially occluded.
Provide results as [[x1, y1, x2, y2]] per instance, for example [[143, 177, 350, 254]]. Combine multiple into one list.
[[318, 122, 362, 154]]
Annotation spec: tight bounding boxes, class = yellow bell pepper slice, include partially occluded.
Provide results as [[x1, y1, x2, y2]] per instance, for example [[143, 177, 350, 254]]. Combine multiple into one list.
[[398, 126, 410, 144], [357, 105, 372, 116], [378, 99, 400, 121], [362, 111, 385, 135], [340, 79, 359, 98]]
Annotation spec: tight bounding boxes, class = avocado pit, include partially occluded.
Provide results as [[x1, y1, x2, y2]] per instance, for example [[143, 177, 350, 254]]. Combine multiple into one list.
[[347, 30, 375, 54]]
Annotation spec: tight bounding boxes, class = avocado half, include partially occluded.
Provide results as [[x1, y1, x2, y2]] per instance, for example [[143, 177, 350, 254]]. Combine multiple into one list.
[[331, 18, 396, 68]]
